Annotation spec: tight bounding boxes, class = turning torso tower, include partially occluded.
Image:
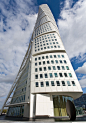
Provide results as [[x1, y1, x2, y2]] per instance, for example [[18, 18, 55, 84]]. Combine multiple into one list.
[[1, 4, 82, 120]]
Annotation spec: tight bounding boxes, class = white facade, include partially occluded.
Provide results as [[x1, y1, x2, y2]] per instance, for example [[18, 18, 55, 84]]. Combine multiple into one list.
[[1, 4, 83, 119]]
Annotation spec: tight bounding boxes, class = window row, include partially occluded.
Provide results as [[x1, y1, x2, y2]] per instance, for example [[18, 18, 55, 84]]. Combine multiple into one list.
[[35, 45, 60, 52], [35, 81, 76, 87], [35, 73, 72, 79], [35, 66, 69, 72], [35, 41, 58, 48], [35, 38, 57, 43], [35, 55, 64, 61], [35, 60, 67, 66]]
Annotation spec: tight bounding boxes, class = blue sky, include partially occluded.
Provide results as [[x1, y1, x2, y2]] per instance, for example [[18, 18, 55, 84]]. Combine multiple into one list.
[[0, 0, 86, 108]]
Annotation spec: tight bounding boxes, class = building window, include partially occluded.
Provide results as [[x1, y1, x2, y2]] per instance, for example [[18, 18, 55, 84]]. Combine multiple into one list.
[[60, 60, 62, 63], [62, 66, 65, 70], [43, 61, 45, 65], [38, 57, 41, 60], [55, 60, 58, 63], [53, 66, 56, 70], [64, 73, 68, 77], [35, 63, 37, 66], [35, 68, 37, 72], [49, 73, 53, 78], [50, 55, 52, 58], [51, 81, 55, 86], [54, 73, 58, 77], [51, 60, 54, 64], [47, 61, 50, 64], [35, 58, 37, 61], [56, 81, 60, 86], [40, 82, 44, 87], [48, 66, 51, 70], [46, 56, 48, 59], [58, 55, 60, 58], [72, 81, 76, 86], [46, 81, 49, 86], [66, 66, 69, 70], [44, 67, 46, 71], [35, 82, 39, 87], [42, 56, 44, 59], [62, 81, 65, 86], [57, 66, 60, 70], [45, 73, 48, 78], [62, 55, 64, 58], [54, 55, 56, 58], [35, 75, 38, 79], [39, 67, 42, 71], [64, 60, 67, 64], [39, 62, 41, 65], [69, 73, 72, 77], [59, 73, 63, 77], [40, 74, 43, 78], [67, 81, 71, 86]]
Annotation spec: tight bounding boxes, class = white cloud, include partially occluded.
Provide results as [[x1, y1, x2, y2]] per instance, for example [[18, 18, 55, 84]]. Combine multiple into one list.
[[57, 0, 86, 59], [75, 62, 86, 74], [79, 79, 86, 88], [0, 0, 37, 108]]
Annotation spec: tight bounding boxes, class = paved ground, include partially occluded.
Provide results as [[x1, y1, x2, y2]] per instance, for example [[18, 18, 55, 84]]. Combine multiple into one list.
[[0, 115, 86, 123]]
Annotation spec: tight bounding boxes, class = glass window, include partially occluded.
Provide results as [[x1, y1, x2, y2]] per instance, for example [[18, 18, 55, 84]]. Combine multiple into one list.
[[39, 67, 42, 71], [55, 39, 57, 41], [48, 66, 51, 70], [46, 56, 48, 59], [51, 81, 55, 86], [58, 46, 60, 48], [35, 75, 38, 79], [40, 74, 43, 78], [54, 73, 58, 77], [66, 66, 69, 70], [59, 73, 63, 77], [46, 81, 49, 86], [51, 46, 53, 48], [56, 81, 60, 86], [62, 81, 65, 86], [67, 81, 71, 86], [41, 48, 43, 50], [54, 55, 56, 58], [49, 73, 53, 78], [60, 60, 62, 63], [45, 73, 48, 78], [43, 61, 45, 64], [64, 60, 67, 64], [35, 63, 37, 66], [64, 73, 68, 77], [35, 82, 39, 87], [44, 67, 46, 71], [56, 42, 58, 44], [62, 55, 64, 58], [54, 46, 56, 48], [38, 57, 41, 60], [62, 66, 65, 70], [44, 47, 46, 49], [55, 60, 58, 63], [72, 81, 75, 86], [39, 62, 41, 65], [35, 68, 37, 72], [50, 55, 52, 58], [40, 82, 44, 87], [35, 58, 37, 61], [69, 73, 72, 77], [58, 55, 60, 58], [57, 66, 60, 70], [42, 56, 44, 59], [53, 66, 56, 70], [47, 61, 50, 64], [51, 60, 54, 64]]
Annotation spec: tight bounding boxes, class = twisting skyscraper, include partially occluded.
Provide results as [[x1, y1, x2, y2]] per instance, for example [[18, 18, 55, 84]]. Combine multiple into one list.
[[1, 4, 82, 120]]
